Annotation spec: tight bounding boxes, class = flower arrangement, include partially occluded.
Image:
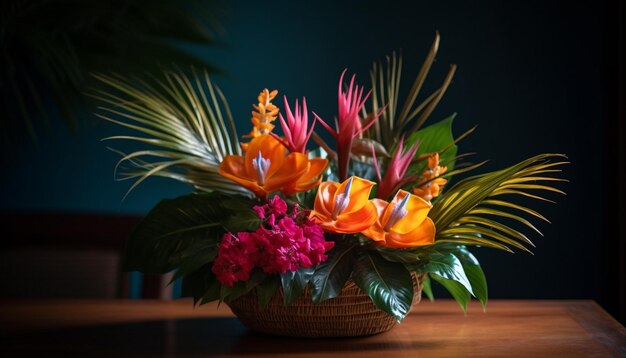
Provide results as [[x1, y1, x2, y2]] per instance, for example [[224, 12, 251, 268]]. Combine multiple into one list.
[[94, 34, 566, 337]]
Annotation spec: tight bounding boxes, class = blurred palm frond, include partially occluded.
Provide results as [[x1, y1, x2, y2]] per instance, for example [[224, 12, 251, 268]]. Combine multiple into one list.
[[90, 69, 250, 198], [1, 0, 223, 146]]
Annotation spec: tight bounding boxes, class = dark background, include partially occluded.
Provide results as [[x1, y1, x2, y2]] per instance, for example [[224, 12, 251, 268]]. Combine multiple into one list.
[[1, 1, 623, 321]]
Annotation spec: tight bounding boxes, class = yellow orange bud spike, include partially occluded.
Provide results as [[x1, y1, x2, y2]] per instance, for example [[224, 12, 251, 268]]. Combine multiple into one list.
[[242, 89, 280, 146]]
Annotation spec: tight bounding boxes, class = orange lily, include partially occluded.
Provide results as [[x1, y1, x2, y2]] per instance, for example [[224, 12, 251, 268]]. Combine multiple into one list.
[[281, 157, 328, 196], [310, 176, 378, 233], [219, 134, 313, 199], [362, 190, 435, 248]]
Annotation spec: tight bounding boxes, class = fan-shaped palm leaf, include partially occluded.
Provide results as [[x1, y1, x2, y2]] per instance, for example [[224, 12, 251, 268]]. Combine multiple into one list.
[[90, 68, 250, 198], [430, 154, 568, 252], [1, 0, 222, 148], [365, 32, 456, 149]]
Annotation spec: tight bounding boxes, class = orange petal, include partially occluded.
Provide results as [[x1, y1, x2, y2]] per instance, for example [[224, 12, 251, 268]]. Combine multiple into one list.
[[282, 158, 329, 195], [334, 200, 378, 233], [362, 222, 386, 242], [361, 199, 388, 241], [218, 156, 264, 196], [312, 181, 338, 219], [388, 190, 433, 234], [335, 176, 376, 214], [263, 152, 309, 194], [384, 217, 436, 248], [244, 135, 286, 177]]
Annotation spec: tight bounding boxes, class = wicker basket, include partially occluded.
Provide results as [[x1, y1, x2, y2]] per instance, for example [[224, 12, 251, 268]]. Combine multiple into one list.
[[227, 273, 425, 338]]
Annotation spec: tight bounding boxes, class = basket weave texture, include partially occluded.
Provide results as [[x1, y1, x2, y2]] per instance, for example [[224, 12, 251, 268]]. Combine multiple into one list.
[[227, 273, 425, 338]]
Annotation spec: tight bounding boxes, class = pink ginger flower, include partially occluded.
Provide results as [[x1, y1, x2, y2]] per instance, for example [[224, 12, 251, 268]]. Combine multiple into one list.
[[315, 70, 385, 181], [372, 137, 419, 200], [276, 96, 316, 153]]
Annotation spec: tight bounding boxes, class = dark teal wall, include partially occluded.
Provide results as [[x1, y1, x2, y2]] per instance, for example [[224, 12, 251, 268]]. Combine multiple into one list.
[[1, 0, 607, 301]]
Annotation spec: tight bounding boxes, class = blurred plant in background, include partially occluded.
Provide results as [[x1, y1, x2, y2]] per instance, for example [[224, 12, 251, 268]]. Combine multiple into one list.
[[0, 0, 223, 148]]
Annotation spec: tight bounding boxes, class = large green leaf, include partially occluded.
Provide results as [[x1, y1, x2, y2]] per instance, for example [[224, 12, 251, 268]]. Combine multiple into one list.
[[172, 243, 218, 281], [422, 274, 434, 301], [405, 114, 458, 172], [453, 248, 488, 309], [220, 269, 266, 303], [281, 267, 315, 305], [180, 264, 218, 305], [376, 247, 422, 264], [256, 276, 281, 308], [122, 192, 232, 273], [200, 277, 222, 305], [310, 242, 356, 303], [221, 198, 263, 232], [353, 251, 414, 322], [414, 252, 473, 296], [430, 273, 472, 312]]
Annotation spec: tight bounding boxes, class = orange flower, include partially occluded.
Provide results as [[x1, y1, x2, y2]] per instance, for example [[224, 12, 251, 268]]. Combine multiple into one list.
[[310, 176, 378, 233], [244, 89, 279, 139], [281, 158, 328, 196], [219, 135, 316, 199], [362, 190, 435, 248], [413, 153, 448, 201]]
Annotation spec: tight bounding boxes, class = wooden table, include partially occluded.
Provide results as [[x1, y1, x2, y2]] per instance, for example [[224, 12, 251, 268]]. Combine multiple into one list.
[[1, 299, 624, 357]]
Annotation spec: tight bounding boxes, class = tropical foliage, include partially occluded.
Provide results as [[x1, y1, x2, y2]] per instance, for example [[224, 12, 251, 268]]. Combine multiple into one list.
[[100, 35, 566, 322], [1, 0, 221, 147]]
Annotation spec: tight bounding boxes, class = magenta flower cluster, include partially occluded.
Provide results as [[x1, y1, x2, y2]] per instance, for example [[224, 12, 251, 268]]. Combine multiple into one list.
[[212, 196, 334, 286]]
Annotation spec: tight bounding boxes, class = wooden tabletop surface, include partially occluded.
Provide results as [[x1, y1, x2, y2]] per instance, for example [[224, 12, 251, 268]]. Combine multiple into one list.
[[1, 299, 624, 357]]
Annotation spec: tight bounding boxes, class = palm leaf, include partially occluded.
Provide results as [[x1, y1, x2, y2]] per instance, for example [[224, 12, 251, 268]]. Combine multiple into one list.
[[90, 68, 250, 198], [1, 0, 223, 149], [365, 32, 457, 149], [430, 154, 568, 252]]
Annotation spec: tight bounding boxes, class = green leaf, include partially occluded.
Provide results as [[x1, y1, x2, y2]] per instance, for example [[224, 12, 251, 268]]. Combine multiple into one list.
[[281, 267, 315, 306], [220, 269, 266, 303], [431, 154, 567, 253], [3, 1, 225, 148], [415, 252, 474, 296], [376, 247, 422, 264], [453, 248, 488, 309], [422, 274, 434, 301], [222, 208, 262, 232], [245, 269, 266, 292], [311, 242, 356, 303], [405, 114, 458, 172], [200, 277, 222, 305], [353, 251, 414, 322], [93, 68, 248, 197], [256, 275, 281, 308], [172, 243, 218, 281], [220, 282, 246, 302], [430, 273, 471, 312], [180, 264, 218, 305], [122, 192, 230, 274]]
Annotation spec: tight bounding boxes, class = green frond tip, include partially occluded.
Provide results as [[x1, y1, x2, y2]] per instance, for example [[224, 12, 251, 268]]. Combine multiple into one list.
[[365, 32, 457, 148], [430, 154, 567, 253], [89, 68, 250, 198]]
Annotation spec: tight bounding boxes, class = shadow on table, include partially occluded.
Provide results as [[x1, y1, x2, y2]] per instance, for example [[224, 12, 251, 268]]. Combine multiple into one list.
[[0, 317, 442, 356]]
